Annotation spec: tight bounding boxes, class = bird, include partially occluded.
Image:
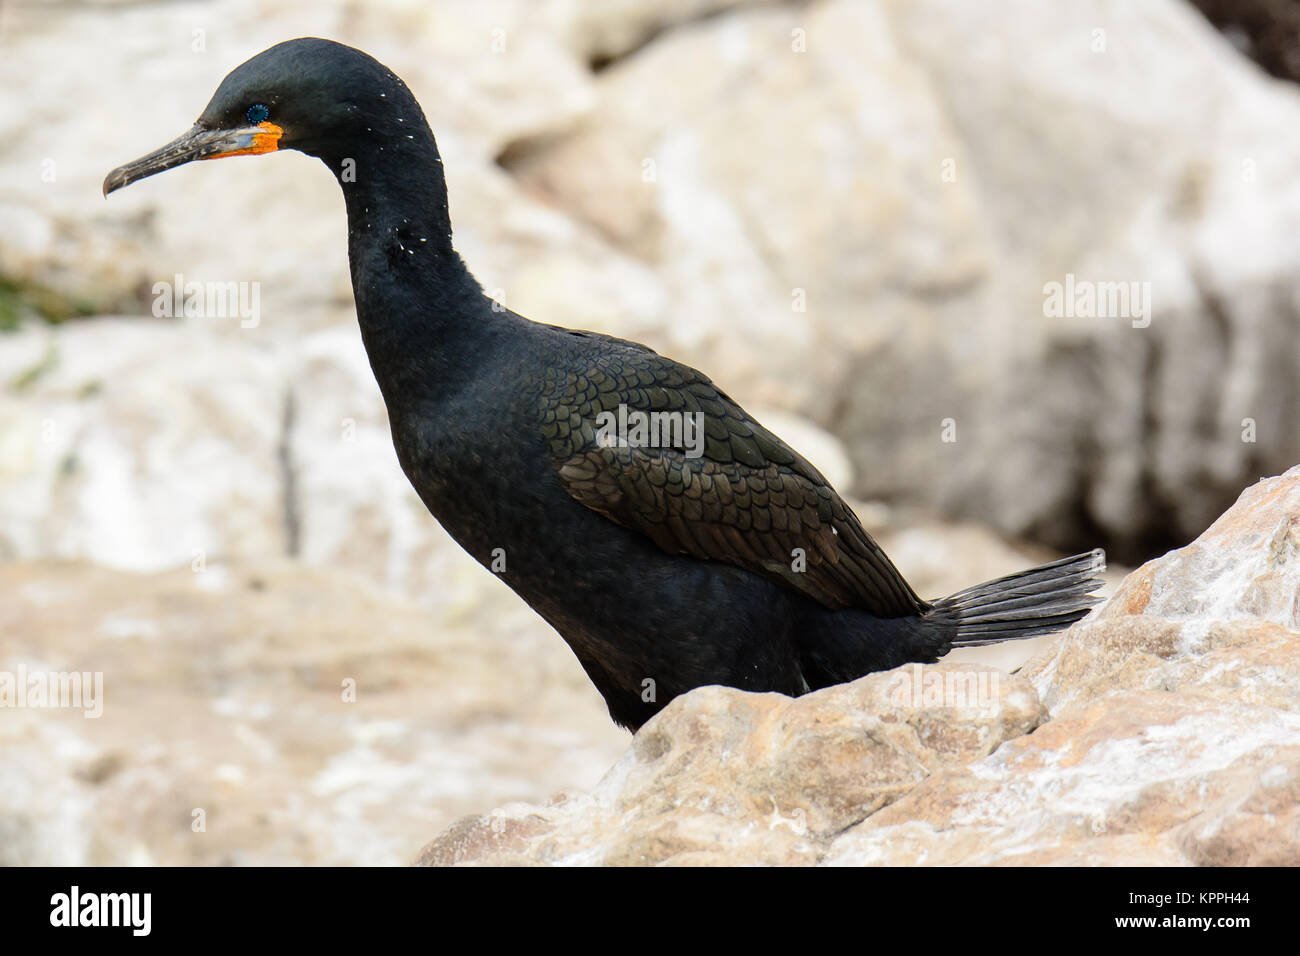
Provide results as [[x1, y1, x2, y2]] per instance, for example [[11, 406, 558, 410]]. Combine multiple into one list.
[[104, 38, 1105, 732]]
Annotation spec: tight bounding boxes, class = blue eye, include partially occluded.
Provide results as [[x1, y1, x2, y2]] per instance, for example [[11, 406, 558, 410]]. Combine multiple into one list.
[[246, 103, 270, 125]]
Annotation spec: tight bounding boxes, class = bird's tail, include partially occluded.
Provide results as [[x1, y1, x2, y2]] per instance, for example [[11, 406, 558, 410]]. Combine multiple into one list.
[[923, 549, 1107, 646]]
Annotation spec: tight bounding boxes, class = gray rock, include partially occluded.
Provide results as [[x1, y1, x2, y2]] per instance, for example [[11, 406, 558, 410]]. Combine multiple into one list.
[[500, 0, 1300, 563]]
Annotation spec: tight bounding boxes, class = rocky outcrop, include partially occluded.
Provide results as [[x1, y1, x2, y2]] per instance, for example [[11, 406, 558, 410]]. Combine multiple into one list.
[[418, 466, 1300, 865], [417, 663, 1047, 866]]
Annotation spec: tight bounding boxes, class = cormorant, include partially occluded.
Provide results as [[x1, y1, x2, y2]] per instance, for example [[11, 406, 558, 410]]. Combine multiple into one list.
[[104, 38, 1104, 731]]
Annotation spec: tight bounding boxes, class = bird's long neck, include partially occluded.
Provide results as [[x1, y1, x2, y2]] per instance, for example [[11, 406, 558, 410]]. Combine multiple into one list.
[[320, 126, 496, 415]]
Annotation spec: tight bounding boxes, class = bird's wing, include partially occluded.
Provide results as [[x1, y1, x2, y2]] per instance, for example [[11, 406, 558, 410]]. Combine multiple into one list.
[[539, 341, 925, 616]]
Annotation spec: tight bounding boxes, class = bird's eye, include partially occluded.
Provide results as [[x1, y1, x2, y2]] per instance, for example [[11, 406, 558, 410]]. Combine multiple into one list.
[[246, 104, 270, 125]]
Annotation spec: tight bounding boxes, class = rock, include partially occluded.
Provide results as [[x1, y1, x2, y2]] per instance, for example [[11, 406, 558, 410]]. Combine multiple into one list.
[[500, 0, 1300, 564], [827, 691, 1300, 866], [417, 662, 1045, 866], [0, 560, 627, 865], [1020, 467, 1300, 713], [1189, 0, 1300, 83], [0, 318, 286, 570], [558, 0, 765, 67], [420, 467, 1300, 865]]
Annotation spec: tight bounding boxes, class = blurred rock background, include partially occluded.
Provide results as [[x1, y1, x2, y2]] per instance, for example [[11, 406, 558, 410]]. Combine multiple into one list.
[[0, 0, 1296, 864]]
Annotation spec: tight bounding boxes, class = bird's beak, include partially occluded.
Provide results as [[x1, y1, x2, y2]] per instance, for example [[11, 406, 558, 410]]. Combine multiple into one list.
[[103, 121, 283, 196]]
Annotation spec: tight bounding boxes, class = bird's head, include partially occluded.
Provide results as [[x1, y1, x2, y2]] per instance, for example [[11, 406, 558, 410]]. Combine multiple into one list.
[[104, 37, 424, 196]]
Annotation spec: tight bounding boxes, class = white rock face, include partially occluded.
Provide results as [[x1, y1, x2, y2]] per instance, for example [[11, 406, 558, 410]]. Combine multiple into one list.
[[0, 319, 286, 569]]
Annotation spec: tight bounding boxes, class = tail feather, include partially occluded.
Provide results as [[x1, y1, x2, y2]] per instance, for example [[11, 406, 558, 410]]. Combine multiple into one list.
[[925, 549, 1106, 647]]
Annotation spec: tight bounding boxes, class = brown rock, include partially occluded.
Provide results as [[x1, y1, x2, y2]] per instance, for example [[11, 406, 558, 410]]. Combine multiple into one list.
[[417, 663, 1045, 865], [1022, 467, 1300, 714], [827, 692, 1300, 865], [421, 467, 1300, 865]]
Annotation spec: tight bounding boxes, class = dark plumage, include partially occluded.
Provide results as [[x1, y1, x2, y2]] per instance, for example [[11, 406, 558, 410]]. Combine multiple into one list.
[[104, 38, 1105, 731]]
